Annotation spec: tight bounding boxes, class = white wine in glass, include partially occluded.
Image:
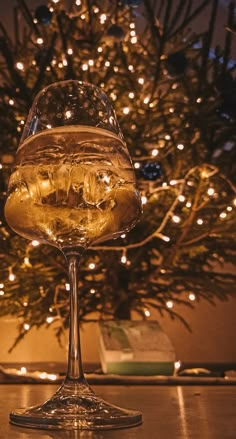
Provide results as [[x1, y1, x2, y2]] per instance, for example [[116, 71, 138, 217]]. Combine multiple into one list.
[[5, 80, 142, 430]]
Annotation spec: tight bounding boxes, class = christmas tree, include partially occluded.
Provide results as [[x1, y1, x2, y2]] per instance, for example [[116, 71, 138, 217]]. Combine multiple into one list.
[[0, 0, 235, 349]]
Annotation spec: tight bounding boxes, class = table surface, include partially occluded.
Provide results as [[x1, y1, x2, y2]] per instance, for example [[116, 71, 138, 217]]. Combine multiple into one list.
[[0, 384, 236, 439]]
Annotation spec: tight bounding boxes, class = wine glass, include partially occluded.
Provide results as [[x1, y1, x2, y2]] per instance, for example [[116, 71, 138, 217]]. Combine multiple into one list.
[[4, 80, 142, 430]]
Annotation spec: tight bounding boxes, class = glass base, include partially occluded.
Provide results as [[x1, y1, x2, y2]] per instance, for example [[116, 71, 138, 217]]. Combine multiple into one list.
[[9, 383, 142, 430]]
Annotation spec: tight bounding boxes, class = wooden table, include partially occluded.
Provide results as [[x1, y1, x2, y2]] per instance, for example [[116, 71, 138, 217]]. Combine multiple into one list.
[[0, 384, 236, 438]]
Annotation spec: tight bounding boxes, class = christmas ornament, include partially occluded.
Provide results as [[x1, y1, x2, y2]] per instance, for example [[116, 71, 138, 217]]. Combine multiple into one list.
[[165, 51, 188, 77], [121, 0, 142, 7], [107, 24, 125, 41], [140, 161, 163, 181], [35, 5, 52, 25]]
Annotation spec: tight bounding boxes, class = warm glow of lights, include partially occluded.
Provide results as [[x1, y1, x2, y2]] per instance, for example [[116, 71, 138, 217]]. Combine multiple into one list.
[[128, 65, 134, 71], [121, 255, 127, 264], [121, 234, 126, 238], [134, 162, 141, 169], [46, 316, 54, 324], [65, 283, 70, 291], [81, 14, 86, 20], [144, 309, 151, 317], [20, 367, 27, 374], [24, 257, 31, 266], [162, 235, 170, 242], [129, 92, 135, 99], [48, 374, 57, 381], [23, 301, 28, 307], [186, 201, 192, 208], [110, 92, 117, 101], [23, 323, 30, 331], [16, 62, 24, 70], [88, 59, 94, 66], [58, 62, 63, 68], [178, 195, 185, 202], [65, 110, 72, 119], [0, 283, 4, 288], [0, 290, 4, 296], [207, 188, 215, 196], [89, 262, 96, 270], [100, 13, 107, 23], [172, 215, 181, 223], [151, 148, 158, 157], [233, 198, 236, 206], [143, 97, 150, 104], [75, 0, 81, 5], [9, 99, 15, 106], [36, 37, 44, 45], [227, 206, 232, 211], [62, 59, 68, 66], [189, 293, 196, 301], [31, 239, 39, 247], [165, 134, 171, 140], [166, 300, 173, 308], [90, 288, 96, 294], [197, 218, 203, 225], [0, 163, 2, 169], [196, 97, 202, 103], [141, 195, 147, 204], [9, 273, 15, 281], [46, 124, 52, 129], [123, 107, 130, 114], [131, 36, 137, 44], [130, 30, 136, 37], [105, 61, 110, 67], [82, 63, 88, 71], [97, 46, 103, 53], [170, 179, 177, 185], [177, 143, 184, 150], [138, 77, 144, 84], [175, 360, 181, 370], [93, 6, 99, 13], [130, 22, 135, 29], [113, 66, 119, 72], [169, 107, 174, 113], [219, 212, 227, 219]]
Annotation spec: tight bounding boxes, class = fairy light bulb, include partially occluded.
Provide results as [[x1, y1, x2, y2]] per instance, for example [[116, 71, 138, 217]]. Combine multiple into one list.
[[0, 290, 4, 296], [189, 293, 196, 301], [97, 47, 103, 53], [123, 107, 130, 115], [65, 283, 70, 291], [177, 143, 184, 150], [105, 61, 110, 67], [16, 62, 24, 70], [128, 65, 134, 71], [227, 206, 232, 211], [165, 134, 171, 140], [134, 162, 141, 169], [88, 59, 94, 66], [67, 48, 73, 55], [207, 188, 215, 196], [75, 0, 81, 4], [170, 179, 177, 185], [131, 36, 137, 44], [186, 201, 192, 208], [166, 300, 173, 309], [82, 63, 88, 71], [138, 77, 144, 84], [233, 198, 236, 206], [100, 13, 107, 23], [9, 270, 15, 282], [143, 97, 150, 104], [90, 288, 96, 294], [93, 6, 99, 13], [121, 233, 126, 238], [36, 37, 44, 45], [144, 309, 151, 317], [110, 92, 117, 101], [141, 195, 148, 205], [129, 92, 135, 99], [0, 163, 2, 169], [219, 212, 227, 219], [162, 235, 170, 242], [121, 251, 127, 264], [46, 316, 54, 324], [0, 283, 4, 288], [89, 262, 96, 270], [9, 99, 15, 106], [172, 215, 181, 223], [178, 195, 185, 202], [197, 218, 203, 225], [130, 22, 135, 29], [23, 323, 30, 331]]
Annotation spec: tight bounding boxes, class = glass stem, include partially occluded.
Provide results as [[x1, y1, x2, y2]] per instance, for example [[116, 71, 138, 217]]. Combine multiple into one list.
[[65, 253, 85, 383]]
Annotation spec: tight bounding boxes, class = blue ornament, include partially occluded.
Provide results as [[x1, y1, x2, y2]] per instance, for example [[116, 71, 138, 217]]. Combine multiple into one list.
[[121, 0, 142, 7], [140, 162, 163, 181], [35, 5, 52, 25]]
